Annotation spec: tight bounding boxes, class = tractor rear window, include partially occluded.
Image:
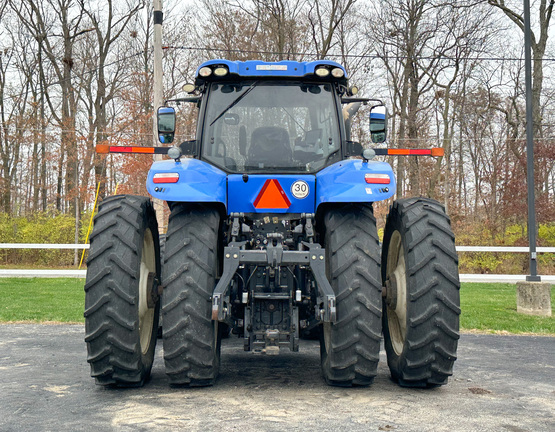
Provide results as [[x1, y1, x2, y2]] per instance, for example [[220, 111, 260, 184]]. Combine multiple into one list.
[[201, 81, 341, 173]]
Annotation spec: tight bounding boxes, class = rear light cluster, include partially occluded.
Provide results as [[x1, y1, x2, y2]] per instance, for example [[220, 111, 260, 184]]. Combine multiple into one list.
[[365, 173, 390, 184], [153, 173, 179, 184]]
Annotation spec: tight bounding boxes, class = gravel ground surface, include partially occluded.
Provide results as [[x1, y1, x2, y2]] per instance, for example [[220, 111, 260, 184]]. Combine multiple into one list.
[[0, 324, 553, 432]]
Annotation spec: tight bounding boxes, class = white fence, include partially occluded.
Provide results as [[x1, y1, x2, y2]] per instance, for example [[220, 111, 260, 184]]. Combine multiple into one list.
[[0, 243, 554, 282], [0, 243, 89, 249], [2, 243, 554, 252]]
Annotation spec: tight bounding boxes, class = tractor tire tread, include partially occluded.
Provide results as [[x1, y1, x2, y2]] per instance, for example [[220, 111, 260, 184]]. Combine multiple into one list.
[[382, 198, 460, 388], [162, 204, 220, 387], [321, 204, 381, 387], [85, 195, 160, 387]]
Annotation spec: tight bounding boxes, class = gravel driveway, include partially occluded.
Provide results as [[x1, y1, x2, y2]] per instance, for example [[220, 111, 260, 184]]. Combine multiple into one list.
[[0, 324, 553, 432]]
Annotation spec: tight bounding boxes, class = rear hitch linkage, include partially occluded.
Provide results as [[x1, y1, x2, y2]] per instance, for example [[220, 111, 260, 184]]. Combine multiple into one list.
[[212, 241, 336, 323]]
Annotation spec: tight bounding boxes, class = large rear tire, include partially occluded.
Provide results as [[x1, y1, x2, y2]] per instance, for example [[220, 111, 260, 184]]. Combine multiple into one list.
[[84, 195, 161, 387], [320, 204, 382, 386], [382, 198, 460, 387], [162, 204, 221, 386]]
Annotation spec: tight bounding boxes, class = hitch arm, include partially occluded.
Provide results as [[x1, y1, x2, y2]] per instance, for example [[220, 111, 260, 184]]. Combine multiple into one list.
[[211, 243, 337, 323], [212, 245, 242, 321]]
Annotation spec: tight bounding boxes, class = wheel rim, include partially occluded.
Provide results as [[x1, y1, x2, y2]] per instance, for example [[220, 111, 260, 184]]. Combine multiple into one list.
[[385, 231, 407, 356], [139, 228, 156, 355], [323, 322, 331, 355]]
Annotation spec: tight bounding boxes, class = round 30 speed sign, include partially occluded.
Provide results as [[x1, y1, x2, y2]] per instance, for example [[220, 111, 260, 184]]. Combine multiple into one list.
[[291, 180, 309, 199]]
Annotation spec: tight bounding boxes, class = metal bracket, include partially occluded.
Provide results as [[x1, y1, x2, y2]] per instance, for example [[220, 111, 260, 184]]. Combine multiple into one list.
[[211, 242, 336, 323], [302, 242, 336, 322], [212, 245, 241, 321], [229, 213, 243, 240]]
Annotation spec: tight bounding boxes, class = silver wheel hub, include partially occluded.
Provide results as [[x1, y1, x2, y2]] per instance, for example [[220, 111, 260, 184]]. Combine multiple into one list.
[[385, 231, 407, 356], [138, 229, 156, 355]]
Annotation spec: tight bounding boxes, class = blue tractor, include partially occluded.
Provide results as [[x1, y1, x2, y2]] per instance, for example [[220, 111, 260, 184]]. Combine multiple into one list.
[[85, 59, 460, 388]]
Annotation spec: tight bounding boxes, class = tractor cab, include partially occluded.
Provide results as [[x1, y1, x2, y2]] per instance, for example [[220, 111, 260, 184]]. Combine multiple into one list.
[[157, 60, 387, 171], [201, 80, 341, 173]]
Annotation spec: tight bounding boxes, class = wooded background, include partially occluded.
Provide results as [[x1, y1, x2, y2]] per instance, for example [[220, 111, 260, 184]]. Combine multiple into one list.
[[0, 0, 554, 271]]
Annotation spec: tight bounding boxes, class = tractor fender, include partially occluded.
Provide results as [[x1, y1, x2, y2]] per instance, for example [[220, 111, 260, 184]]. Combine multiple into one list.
[[147, 159, 227, 207], [315, 159, 396, 209]]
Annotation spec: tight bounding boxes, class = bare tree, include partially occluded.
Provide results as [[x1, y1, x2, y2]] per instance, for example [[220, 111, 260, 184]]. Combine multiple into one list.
[[77, 0, 146, 199], [487, 0, 554, 140], [425, 2, 495, 206], [0, 39, 19, 214], [307, 0, 358, 59], [369, 0, 441, 196], [10, 0, 91, 213]]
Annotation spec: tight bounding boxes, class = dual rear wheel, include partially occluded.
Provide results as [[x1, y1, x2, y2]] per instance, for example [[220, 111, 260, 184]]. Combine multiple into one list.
[[320, 199, 460, 388], [85, 198, 221, 387]]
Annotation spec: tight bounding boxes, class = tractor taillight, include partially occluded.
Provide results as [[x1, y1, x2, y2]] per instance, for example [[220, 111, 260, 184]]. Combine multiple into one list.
[[365, 173, 390, 184], [153, 173, 179, 183]]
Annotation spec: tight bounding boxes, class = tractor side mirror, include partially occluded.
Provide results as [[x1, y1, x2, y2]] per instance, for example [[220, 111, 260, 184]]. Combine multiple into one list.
[[157, 106, 176, 144], [369, 105, 388, 144]]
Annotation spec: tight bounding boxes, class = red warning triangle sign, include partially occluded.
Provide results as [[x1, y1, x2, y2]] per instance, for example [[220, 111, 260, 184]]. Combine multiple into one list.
[[253, 179, 291, 209]]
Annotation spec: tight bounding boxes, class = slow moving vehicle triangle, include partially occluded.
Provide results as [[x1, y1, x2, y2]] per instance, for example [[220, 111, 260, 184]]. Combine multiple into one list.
[[254, 179, 291, 209]]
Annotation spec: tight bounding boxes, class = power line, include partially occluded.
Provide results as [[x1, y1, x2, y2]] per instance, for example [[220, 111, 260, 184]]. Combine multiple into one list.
[[2, 125, 554, 142], [163, 45, 555, 63]]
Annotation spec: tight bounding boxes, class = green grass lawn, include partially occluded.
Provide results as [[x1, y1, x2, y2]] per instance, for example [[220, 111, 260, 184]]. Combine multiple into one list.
[[460, 282, 554, 335], [0, 278, 85, 323], [0, 279, 553, 335]]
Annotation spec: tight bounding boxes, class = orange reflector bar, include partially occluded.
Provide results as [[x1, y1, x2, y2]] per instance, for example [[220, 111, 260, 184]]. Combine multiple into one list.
[[254, 179, 291, 209], [375, 148, 444, 157], [96, 144, 110, 154], [388, 149, 431, 156], [431, 147, 444, 157], [112, 146, 154, 154], [95, 144, 169, 154]]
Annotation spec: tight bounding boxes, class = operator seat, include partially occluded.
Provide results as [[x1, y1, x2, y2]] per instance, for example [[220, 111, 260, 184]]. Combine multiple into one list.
[[248, 126, 292, 167]]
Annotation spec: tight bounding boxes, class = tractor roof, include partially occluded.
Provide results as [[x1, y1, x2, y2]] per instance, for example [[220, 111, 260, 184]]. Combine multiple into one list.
[[194, 59, 348, 85]]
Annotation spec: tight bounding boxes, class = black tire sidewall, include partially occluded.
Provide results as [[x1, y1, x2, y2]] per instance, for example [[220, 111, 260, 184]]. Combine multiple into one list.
[[381, 198, 460, 387], [320, 204, 382, 386], [139, 204, 161, 374], [85, 195, 161, 386]]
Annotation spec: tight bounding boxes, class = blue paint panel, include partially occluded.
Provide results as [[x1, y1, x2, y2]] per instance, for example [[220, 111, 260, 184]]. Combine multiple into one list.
[[147, 159, 227, 205], [196, 59, 347, 79], [316, 160, 396, 209], [228, 175, 316, 214]]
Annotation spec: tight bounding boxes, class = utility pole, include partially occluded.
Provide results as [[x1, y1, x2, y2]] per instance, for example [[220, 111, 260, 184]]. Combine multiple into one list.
[[523, 0, 540, 282], [153, 0, 166, 232], [516, 0, 551, 318]]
